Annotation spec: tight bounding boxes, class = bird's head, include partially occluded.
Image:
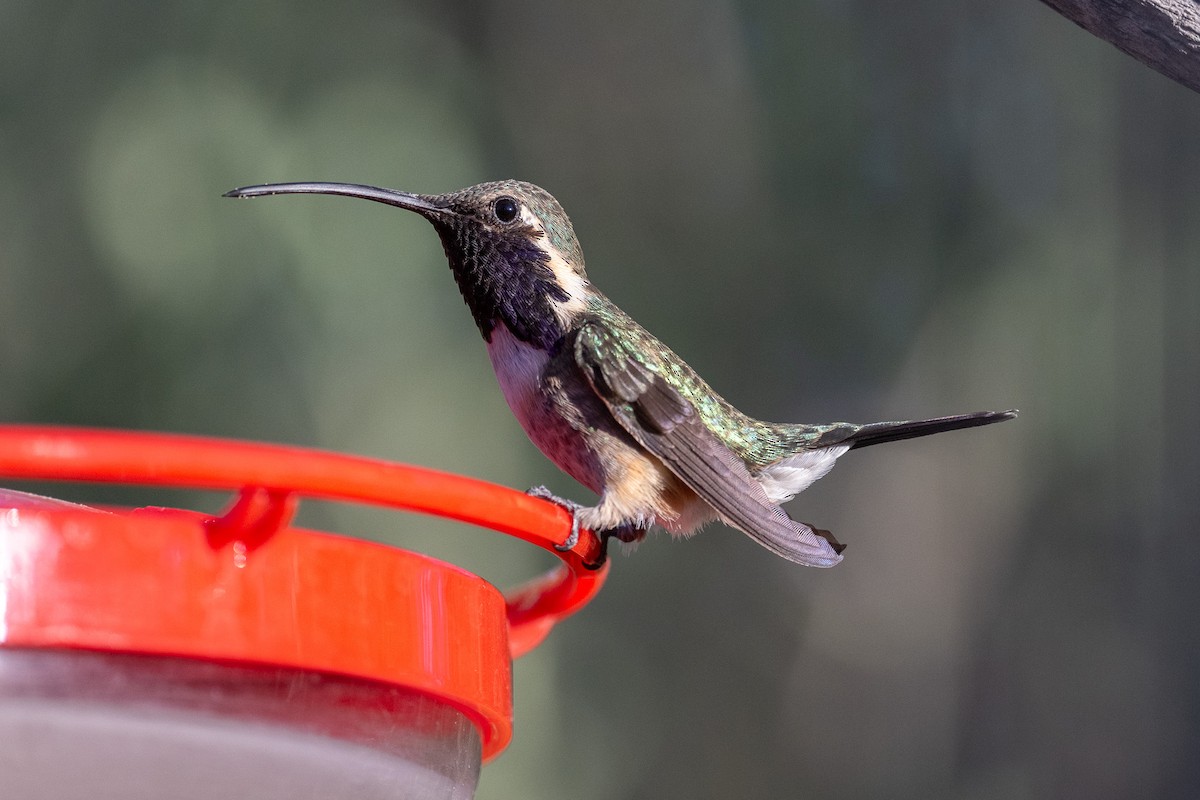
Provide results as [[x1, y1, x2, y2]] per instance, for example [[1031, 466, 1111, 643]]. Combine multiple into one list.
[[225, 179, 590, 348]]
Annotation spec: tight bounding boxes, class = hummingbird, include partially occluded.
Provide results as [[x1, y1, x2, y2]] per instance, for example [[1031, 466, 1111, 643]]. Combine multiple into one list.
[[225, 179, 1016, 569]]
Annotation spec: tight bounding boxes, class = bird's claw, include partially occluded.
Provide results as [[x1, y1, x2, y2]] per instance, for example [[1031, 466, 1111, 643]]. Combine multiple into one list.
[[525, 487, 632, 570], [556, 516, 582, 553], [581, 523, 649, 571], [526, 486, 584, 552]]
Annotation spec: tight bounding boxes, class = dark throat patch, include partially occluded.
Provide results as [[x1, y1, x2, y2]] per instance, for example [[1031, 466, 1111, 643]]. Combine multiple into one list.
[[436, 222, 571, 350]]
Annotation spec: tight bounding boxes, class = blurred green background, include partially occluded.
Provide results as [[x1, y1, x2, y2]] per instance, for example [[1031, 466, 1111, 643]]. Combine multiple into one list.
[[3, 2, 1198, 798]]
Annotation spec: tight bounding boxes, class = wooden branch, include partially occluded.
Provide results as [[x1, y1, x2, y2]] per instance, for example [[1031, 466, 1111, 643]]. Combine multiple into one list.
[[1039, 0, 1200, 93]]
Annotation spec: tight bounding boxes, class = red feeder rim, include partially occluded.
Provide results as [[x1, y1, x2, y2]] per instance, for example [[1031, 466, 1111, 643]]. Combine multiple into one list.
[[0, 425, 609, 760]]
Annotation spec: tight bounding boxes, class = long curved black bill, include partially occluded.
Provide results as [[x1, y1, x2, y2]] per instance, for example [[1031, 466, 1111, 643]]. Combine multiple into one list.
[[223, 182, 447, 217]]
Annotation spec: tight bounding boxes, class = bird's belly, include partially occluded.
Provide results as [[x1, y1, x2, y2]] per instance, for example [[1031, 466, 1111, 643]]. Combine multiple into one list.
[[485, 325, 605, 493]]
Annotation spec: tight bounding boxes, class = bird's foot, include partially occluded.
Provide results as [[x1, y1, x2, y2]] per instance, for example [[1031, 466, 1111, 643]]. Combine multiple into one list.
[[583, 522, 651, 571], [526, 486, 584, 552], [607, 522, 649, 544], [526, 488, 652, 570]]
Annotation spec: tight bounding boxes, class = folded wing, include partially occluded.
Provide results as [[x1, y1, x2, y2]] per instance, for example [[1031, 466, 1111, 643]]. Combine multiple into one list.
[[574, 321, 843, 567]]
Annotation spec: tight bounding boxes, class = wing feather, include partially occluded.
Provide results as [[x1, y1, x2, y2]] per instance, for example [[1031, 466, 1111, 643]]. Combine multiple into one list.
[[574, 321, 843, 567]]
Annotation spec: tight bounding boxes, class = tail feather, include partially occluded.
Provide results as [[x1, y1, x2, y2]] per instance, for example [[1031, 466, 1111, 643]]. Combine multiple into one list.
[[844, 409, 1018, 450]]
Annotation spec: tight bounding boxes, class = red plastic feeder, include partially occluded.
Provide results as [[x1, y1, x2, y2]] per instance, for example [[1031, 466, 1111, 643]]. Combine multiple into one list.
[[0, 425, 607, 799]]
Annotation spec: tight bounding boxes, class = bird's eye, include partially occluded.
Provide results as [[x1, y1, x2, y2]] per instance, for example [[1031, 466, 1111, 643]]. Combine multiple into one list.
[[493, 196, 519, 224]]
